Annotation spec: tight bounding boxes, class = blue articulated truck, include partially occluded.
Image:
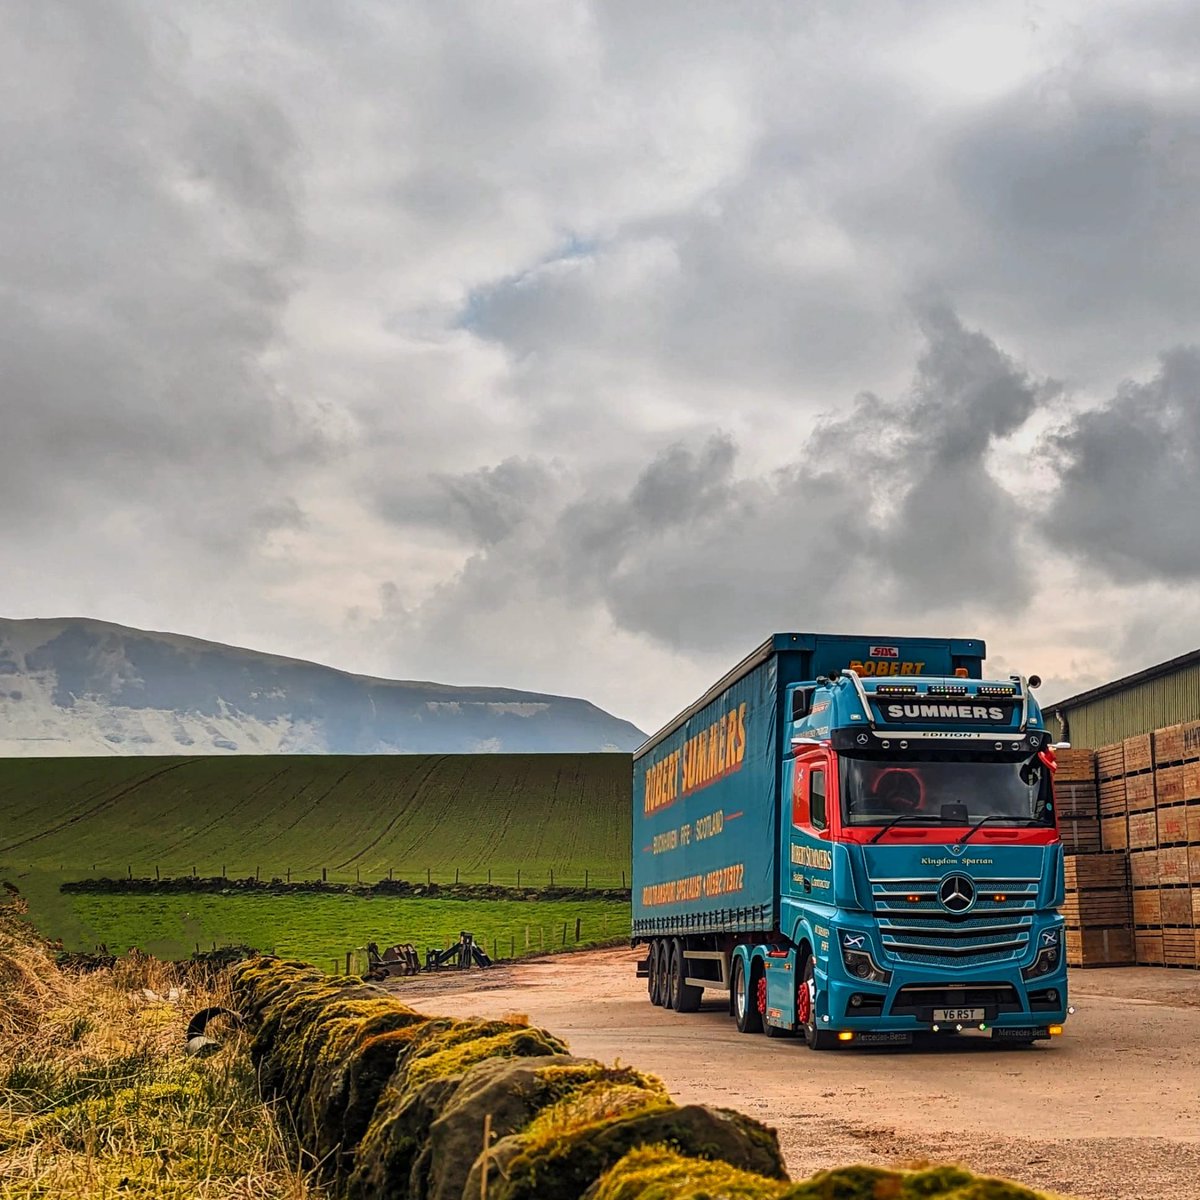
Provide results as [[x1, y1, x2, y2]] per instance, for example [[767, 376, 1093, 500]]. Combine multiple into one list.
[[632, 633, 1070, 1048]]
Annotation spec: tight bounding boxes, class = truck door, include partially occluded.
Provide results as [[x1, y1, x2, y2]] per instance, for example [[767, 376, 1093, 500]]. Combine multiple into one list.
[[787, 753, 833, 900]]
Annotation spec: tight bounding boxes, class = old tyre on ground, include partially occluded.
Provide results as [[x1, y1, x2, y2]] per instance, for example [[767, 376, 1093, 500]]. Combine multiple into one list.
[[732, 956, 762, 1034], [799, 956, 838, 1050], [668, 938, 702, 1013]]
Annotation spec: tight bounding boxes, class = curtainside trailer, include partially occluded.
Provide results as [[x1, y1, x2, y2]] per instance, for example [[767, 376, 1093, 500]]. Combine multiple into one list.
[[632, 633, 1069, 1048]]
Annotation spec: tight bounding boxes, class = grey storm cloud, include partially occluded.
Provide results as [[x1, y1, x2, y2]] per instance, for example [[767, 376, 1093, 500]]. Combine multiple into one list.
[[1043, 346, 1200, 579], [403, 308, 1050, 656], [0, 1, 319, 552]]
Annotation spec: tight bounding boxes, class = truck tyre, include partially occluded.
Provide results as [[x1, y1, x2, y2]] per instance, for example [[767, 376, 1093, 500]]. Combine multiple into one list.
[[661, 940, 677, 1009], [653, 940, 669, 1007], [646, 943, 658, 1005], [670, 938, 702, 1013], [799, 957, 837, 1050], [732, 957, 762, 1034]]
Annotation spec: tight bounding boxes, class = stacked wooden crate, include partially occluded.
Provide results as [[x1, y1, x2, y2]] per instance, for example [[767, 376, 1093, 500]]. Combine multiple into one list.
[[1143, 723, 1199, 967], [1063, 852, 1134, 967], [1097, 741, 1128, 852], [1054, 747, 1101, 854]]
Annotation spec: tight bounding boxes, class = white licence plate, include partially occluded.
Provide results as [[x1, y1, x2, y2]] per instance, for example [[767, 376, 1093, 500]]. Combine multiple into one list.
[[934, 1007, 985, 1022]]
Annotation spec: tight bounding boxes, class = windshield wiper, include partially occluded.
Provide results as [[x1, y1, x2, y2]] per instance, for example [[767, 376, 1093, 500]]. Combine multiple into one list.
[[868, 813, 960, 844], [958, 813, 1043, 844]]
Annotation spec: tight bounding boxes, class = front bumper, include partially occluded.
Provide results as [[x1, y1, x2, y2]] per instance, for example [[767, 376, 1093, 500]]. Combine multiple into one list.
[[823, 955, 1069, 1038]]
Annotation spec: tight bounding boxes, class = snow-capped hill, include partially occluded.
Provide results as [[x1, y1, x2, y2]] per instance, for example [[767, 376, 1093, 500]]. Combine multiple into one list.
[[0, 618, 644, 756]]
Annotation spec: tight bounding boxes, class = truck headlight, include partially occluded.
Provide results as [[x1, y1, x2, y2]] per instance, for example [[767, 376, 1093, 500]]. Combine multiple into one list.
[[838, 932, 891, 985], [1021, 941, 1061, 980]]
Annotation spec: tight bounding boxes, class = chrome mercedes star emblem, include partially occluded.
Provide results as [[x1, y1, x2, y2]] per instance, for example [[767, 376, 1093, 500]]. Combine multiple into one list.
[[939, 874, 975, 913]]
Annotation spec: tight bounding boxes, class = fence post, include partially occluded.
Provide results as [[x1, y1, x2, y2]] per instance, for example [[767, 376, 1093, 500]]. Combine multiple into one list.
[[222, 865, 226, 878], [256, 865, 261, 882], [525, 925, 530, 949], [127, 864, 132, 879], [322, 867, 327, 882], [549, 868, 554, 887], [575, 917, 581, 942], [345, 950, 352, 975], [455, 867, 460, 884], [488, 867, 491, 884], [356, 866, 361, 883], [388, 867, 393, 881], [584, 869, 588, 889], [155, 864, 160, 881], [517, 868, 521, 888], [510, 935, 515, 958], [561, 923, 567, 946], [332, 958, 338, 975], [622, 870, 626, 889], [286, 867, 291, 883]]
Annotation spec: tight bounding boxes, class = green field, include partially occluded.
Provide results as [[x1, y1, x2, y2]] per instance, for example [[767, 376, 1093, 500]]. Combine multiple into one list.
[[61, 891, 630, 969], [0, 754, 632, 885]]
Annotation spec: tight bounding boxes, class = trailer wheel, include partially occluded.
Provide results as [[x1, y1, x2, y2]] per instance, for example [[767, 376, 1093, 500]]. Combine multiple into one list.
[[800, 957, 837, 1050], [732, 957, 762, 1034], [670, 938, 702, 1013], [646, 943, 658, 1006], [652, 940, 669, 1007], [648, 936, 667, 1003], [661, 941, 677, 1009]]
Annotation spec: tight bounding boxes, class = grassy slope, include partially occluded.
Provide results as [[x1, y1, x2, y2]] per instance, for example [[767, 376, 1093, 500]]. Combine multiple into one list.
[[65, 892, 630, 966], [0, 754, 632, 885]]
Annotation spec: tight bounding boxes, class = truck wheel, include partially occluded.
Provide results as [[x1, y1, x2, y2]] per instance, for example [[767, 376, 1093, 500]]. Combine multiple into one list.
[[646, 943, 658, 1005], [661, 941, 677, 1009], [799, 957, 837, 1050], [648, 936, 667, 1003], [653, 940, 669, 1007], [670, 938, 702, 1013], [732, 957, 762, 1034]]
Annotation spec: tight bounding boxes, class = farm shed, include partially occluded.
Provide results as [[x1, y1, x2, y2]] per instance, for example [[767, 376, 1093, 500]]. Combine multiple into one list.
[[1046, 648, 1200, 749]]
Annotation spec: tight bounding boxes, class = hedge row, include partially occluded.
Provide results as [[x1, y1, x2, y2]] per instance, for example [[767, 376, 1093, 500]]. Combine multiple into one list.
[[62, 875, 631, 902], [229, 957, 1054, 1200]]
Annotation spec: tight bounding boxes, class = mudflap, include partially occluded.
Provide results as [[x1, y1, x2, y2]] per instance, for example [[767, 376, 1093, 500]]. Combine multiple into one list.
[[763, 946, 799, 1030]]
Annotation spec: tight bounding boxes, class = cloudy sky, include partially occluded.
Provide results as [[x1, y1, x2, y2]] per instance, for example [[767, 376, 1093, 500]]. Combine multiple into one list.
[[3, 0, 1200, 734]]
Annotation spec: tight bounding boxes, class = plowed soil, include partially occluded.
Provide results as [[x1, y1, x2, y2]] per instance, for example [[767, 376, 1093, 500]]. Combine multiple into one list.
[[390, 948, 1200, 1200]]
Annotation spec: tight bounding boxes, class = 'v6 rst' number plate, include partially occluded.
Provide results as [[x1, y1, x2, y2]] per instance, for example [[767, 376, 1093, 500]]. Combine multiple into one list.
[[933, 1007, 984, 1022]]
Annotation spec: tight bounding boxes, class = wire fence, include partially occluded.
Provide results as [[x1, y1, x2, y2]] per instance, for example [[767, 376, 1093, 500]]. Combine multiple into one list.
[[63, 863, 632, 890]]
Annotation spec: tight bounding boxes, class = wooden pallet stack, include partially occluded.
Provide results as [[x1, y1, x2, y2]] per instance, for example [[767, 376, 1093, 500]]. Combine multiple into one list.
[[1145, 723, 1200, 967], [1062, 852, 1134, 967], [1054, 748, 1101, 854], [1097, 741, 1128, 852]]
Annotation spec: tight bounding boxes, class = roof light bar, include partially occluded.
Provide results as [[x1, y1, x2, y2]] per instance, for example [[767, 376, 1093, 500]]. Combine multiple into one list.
[[926, 684, 969, 696], [978, 685, 1016, 696], [875, 684, 918, 696]]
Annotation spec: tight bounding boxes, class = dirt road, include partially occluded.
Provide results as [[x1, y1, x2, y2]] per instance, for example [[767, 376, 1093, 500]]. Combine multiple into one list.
[[389, 947, 1200, 1200]]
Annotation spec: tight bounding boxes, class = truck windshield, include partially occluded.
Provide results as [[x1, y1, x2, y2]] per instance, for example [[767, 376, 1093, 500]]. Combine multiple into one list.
[[839, 753, 1054, 827]]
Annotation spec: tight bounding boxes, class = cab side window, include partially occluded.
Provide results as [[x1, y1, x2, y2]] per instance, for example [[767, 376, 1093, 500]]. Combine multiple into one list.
[[810, 768, 827, 832], [791, 765, 808, 827]]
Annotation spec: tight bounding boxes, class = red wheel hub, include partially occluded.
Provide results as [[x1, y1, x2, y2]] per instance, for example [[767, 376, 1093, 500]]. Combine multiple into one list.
[[796, 977, 812, 1024], [756, 975, 767, 1015]]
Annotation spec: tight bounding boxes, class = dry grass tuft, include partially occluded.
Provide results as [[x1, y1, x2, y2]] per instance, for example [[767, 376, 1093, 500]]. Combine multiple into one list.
[[0, 897, 325, 1199]]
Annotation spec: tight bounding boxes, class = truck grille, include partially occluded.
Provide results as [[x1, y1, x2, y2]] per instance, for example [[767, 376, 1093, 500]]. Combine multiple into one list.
[[870, 878, 1039, 966]]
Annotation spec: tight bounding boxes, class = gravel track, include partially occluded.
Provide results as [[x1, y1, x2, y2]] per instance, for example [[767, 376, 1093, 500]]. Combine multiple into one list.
[[389, 947, 1200, 1200]]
